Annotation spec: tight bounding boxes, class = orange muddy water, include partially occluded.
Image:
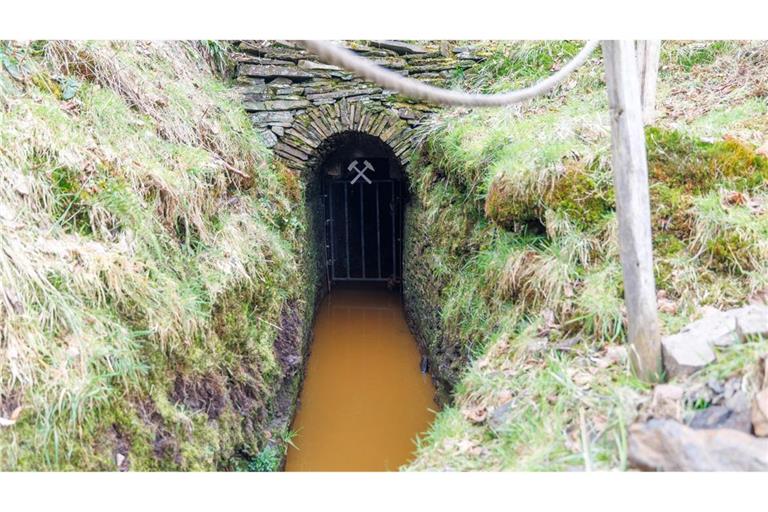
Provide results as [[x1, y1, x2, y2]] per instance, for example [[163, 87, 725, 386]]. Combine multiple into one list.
[[284, 286, 438, 471]]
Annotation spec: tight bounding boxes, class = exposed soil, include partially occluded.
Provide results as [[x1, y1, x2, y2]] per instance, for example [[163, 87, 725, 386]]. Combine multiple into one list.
[[135, 398, 182, 466], [274, 300, 303, 377], [172, 372, 228, 421], [110, 424, 132, 472], [227, 372, 268, 437]]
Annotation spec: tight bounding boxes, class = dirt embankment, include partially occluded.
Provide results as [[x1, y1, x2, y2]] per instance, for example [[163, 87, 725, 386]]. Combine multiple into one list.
[[0, 41, 318, 471]]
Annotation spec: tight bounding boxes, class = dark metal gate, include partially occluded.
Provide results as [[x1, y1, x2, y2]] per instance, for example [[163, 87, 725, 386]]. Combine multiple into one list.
[[324, 179, 401, 283]]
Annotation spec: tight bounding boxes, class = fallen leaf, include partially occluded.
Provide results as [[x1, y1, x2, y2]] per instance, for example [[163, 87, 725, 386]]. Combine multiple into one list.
[[658, 297, 678, 314], [723, 190, 748, 206], [463, 405, 487, 424], [571, 369, 594, 387]]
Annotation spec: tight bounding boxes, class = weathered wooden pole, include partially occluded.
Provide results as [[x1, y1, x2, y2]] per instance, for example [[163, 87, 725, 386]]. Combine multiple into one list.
[[603, 40, 663, 381], [635, 40, 662, 124]]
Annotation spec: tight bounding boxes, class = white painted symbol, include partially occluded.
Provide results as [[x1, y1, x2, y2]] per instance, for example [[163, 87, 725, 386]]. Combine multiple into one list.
[[348, 159, 374, 185]]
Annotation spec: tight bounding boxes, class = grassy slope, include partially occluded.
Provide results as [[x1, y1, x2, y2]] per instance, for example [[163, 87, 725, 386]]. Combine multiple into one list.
[[405, 41, 768, 470], [0, 41, 314, 470]]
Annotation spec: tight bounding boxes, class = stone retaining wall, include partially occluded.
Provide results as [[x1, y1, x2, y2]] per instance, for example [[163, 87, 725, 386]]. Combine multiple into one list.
[[233, 40, 482, 171]]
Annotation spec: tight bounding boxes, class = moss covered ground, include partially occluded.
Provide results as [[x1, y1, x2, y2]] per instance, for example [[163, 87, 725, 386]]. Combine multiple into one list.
[[0, 41, 316, 470], [405, 41, 768, 470]]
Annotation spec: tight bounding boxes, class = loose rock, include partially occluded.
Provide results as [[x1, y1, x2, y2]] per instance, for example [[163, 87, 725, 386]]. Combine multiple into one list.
[[752, 389, 768, 437], [649, 384, 684, 421], [689, 405, 752, 433], [677, 308, 739, 348], [661, 333, 716, 378], [628, 418, 768, 471], [732, 304, 768, 341], [488, 401, 514, 432]]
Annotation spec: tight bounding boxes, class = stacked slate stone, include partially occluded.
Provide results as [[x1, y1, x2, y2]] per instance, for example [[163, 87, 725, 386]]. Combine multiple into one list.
[[232, 40, 481, 170]]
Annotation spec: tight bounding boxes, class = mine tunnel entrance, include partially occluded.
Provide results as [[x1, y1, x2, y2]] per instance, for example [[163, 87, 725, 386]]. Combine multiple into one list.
[[320, 132, 403, 285], [284, 131, 437, 471]]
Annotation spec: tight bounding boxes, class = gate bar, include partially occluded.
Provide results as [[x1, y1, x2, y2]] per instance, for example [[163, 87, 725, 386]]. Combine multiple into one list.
[[391, 183, 396, 280], [344, 184, 350, 279], [329, 183, 336, 281], [375, 183, 382, 279], [360, 182, 366, 279]]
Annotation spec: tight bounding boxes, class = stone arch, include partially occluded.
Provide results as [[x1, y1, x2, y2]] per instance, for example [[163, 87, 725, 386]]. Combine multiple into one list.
[[273, 99, 416, 173], [233, 40, 483, 175]]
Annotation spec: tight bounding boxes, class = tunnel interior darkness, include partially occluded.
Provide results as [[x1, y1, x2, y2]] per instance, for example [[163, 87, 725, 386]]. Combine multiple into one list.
[[314, 131, 405, 287]]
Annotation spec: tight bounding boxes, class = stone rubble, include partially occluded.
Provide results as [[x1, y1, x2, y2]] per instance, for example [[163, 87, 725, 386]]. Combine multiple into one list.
[[632, 304, 768, 470], [628, 418, 768, 471], [661, 304, 768, 379]]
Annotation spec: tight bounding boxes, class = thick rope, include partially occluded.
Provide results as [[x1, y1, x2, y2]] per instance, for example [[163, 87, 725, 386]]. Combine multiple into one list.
[[298, 40, 600, 107]]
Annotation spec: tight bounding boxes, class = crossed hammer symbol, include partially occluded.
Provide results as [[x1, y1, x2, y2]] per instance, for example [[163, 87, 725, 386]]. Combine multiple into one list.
[[348, 159, 374, 185]]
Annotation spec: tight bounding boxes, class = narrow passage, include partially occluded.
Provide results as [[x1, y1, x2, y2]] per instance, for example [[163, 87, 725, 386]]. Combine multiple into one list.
[[285, 286, 438, 471]]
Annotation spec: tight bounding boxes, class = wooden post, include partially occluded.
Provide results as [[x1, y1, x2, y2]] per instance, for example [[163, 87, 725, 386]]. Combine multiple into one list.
[[603, 40, 662, 381], [635, 40, 661, 125]]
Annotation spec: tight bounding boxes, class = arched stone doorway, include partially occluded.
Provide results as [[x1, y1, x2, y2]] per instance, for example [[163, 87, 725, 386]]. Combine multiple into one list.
[[315, 131, 404, 286]]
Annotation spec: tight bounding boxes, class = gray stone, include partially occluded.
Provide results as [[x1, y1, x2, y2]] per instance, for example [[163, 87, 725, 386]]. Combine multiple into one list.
[[732, 304, 768, 340], [271, 126, 284, 137], [752, 389, 768, 437], [238, 41, 306, 62], [298, 60, 340, 71], [240, 91, 268, 102], [405, 60, 461, 73], [275, 86, 305, 96], [274, 142, 308, 161], [371, 40, 428, 55], [661, 332, 716, 378], [628, 418, 768, 471], [328, 71, 354, 81], [689, 406, 732, 429], [306, 88, 382, 102], [250, 111, 294, 125], [238, 64, 313, 81], [232, 55, 293, 66], [688, 405, 752, 433], [488, 401, 515, 432], [685, 309, 739, 347], [346, 43, 398, 58], [725, 389, 751, 414], [259, 130, 278, 148], [268, 77, 293, 86], [246, 99, 311, 112], [455, 52, 484, 61], [237, 81, 267, 93], [367, 57, 407, 70], [650, 384, 684, 420]]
